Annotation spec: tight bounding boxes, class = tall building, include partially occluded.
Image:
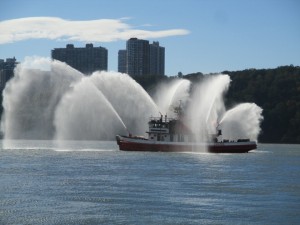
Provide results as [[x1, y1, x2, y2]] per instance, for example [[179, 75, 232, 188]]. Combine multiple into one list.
[[118, 50, 127, 74], [0, 57, 18, 91], [51, 44, 108, 75], [126, 38, 150, 77], [150, 42, 165, 76], [118, 38, 165, 77]]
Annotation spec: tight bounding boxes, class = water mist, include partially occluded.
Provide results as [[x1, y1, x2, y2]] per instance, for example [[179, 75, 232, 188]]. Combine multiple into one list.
[[1, 57, 263, 145], [185, 75, 231, 143], [1, 57, 82, 139], [219, 103, 263, 141], [89, 71, 159, 135], [153, 79, 191, 117], [1, 57, 160, 140], [54, 77, 127, 140]]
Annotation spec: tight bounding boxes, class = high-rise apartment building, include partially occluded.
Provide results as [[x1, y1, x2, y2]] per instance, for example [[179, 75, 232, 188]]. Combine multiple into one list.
[[118, 50, 127, 74], [126, 38, 150, 77], [150, 41, 165, 76], [51, 44, 108, 75], [118, 38, 165, 77]]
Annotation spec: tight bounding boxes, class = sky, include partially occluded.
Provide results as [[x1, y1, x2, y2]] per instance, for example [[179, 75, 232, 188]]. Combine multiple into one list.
[[0, 0, 299, 76]]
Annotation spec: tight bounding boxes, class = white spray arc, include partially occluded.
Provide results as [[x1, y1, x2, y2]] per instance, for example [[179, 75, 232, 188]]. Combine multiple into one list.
[[219, 103, 263, 141], [153, 79, 191, 117], [89, 71, 158, 135], [1, 58, 82, 139], [54, 77, 127, 140], [1, 58, 158, 140], [184, 75, 230, 142], [1, 57, 263, 143]]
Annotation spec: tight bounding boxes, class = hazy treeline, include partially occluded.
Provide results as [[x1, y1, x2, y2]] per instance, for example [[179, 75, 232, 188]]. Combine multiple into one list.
[[136, 65, 300, 144]]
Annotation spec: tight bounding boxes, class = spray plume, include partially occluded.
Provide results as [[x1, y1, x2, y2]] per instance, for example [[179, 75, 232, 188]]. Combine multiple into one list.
[[219, 103, 263, 141], [184, 75, 231, 142], [1, 57, 263, 143]]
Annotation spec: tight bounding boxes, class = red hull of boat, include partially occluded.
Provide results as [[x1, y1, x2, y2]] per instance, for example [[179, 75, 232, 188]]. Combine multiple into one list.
[[116, 136, 256, 153]]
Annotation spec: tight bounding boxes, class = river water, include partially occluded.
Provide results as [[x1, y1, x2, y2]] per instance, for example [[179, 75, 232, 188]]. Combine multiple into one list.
[[0, 141, 299, 224]]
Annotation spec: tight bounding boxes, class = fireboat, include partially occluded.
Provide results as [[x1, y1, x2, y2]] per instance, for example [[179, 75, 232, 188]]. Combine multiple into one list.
[[116, 106, 257, 153]]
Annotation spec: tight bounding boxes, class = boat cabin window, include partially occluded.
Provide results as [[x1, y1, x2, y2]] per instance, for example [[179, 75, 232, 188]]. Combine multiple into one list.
[[149, 119, 169, 129]]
